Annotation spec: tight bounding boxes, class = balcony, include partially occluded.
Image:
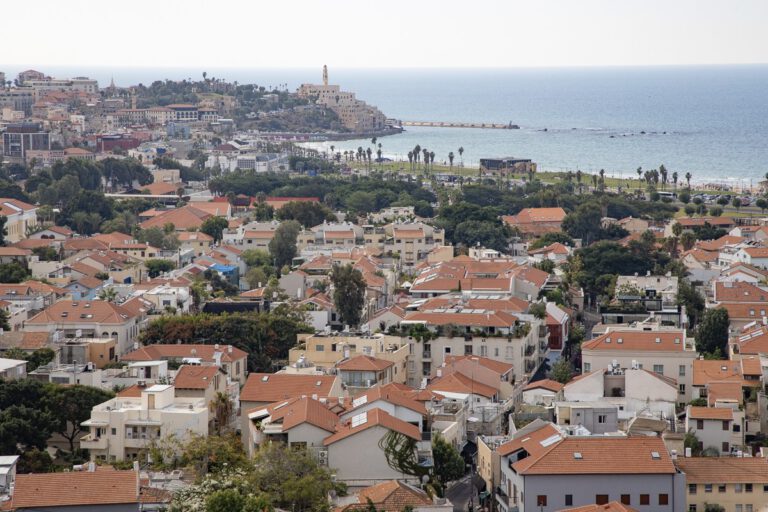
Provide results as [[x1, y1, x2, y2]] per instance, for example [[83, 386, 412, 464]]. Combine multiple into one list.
[[422, 351, 431, 359], [80, 434, 107, 450], [524, 345, 536, 357], [125, 435, 152, 449]]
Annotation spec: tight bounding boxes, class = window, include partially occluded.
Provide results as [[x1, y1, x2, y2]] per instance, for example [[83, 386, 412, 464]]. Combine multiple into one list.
[[640, 494, 650, 505], [746, 483, 753, 493], [697, 419, 704, 429], [723, 421, 730, 431], [734, 424, 741, 432], [621, 494, 631, 505], [735, 483, 743, 493], [689, 506, 697, 512], [537, 496, 547, 506], [653, 364, 664, 374], [763, 484, 768, 492], [596, 495, 609, 505], [679, 384, 686, 394], [722, 442, 730, 452], [736, 505, 743, 512], [565, 495, 573, 506], [315, 344, 325, 351], [746, 505, 753, 512], [111, 428, 116, 436], [584, 362, 591, 372], [689, 484, 697, 494], [705, 484, 712, 493], [659, 494, 669, 505], [679, 365, 686, 376], [598, 415, 607, 424], [718, 484, 726, 493]]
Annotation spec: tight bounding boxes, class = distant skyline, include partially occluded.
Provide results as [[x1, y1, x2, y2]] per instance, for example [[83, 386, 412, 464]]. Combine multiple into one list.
[[3, 0, 768, 69]]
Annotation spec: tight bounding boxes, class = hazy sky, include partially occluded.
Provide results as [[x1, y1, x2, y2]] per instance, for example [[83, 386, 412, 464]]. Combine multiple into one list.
[[3, 0, 767, 68]]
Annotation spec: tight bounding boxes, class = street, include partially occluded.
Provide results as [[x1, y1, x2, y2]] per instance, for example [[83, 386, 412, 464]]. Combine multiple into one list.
[[446, 474, 477, 512]]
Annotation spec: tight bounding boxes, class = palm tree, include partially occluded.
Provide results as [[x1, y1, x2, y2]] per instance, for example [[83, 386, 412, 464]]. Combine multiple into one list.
[[592, 174, 598, 190], [376, 148, 382, 167], [429, 151, 435, 172], [413, 145, 421, 166], [366, 147, 372, 170], [672, 171, 679, 190], [422, 148, 429, 173], [685, 172, 692, 190], [407, 151, 414, 172], [448, 151, 455, 171], [576, 170, 583, 194], [98, 287, 118, 302], [659, 164, 668, 190], [329, 145, 335, 160], [458, 146, 464, 167], [598, 169, 606, 192], [636, 167, 643, 193], [371, 137, 377, 146]]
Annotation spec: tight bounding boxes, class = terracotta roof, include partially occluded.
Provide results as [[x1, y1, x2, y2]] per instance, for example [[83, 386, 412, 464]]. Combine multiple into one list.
[[404, 310, 518, 328], [241, 287, 266, 298], [707, 381, 743, 406], [117, 384, 144, 398], [324, 230, 355, 240], [676, 217, 735, 227], [0, 247, 31, 256], [141, 182, 180, 195], [714, 281, 768, 302], [20, 331, 51, 349], [683, 248, 719, 263], [445, 354, 514, 375], [139, 205, 212, 230], [337, 354, 394, 372], [515, 436, 675, 475], [267, 396, 339, 433], [676, 457, 768, 483], [498, 422, 562, 456], [241, 373, 339, 403], [72, 276, 104, 289], [740, 356, 762, 377], [507, 207, 566, 224], [528, 242, 570, 255], [173, 365, 220, 389], [427, 372, 497, 398], [69, 261, 101, 277], [735, 326, 768, 354], [523, 378, 564, 393], [581, 330, 688, 352], [742, 247, 768, 258], [10, 469, 139, 508], [27, 299, 136, 325], [692, 359, 743, 386], [688, 406, 733, 420], [0, 198, 37, 216], [323, 407, 420, 445], [392, 228, 425, 239], [122, 344, 246, 364], [345, 383, 427, 416], [561, 503, 638, 512], [338, 480, 433, 512], [244, 230, 276, 239], [178, 231, 213, 242], [720, 302, 767, 320], [417, 296, 528, 314], [696, 235, 746, 251]]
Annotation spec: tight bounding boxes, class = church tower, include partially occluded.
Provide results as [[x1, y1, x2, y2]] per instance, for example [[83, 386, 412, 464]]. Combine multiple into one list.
[[322, 65, 328, 86]]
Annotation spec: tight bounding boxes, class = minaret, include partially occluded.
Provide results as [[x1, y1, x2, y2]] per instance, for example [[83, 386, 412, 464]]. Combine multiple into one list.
[[322, 65, 328, 87]]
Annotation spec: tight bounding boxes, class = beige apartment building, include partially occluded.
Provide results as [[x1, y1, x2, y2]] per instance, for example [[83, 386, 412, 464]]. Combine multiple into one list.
[[80, 384, 209, 462], [0, 198, 38, 243], [289, 333, 409, 373], [581, 327, 697, 405], [676, 457, 768, 512]]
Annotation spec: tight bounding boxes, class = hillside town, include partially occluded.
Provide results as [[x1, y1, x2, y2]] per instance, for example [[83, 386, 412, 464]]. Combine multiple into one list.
[[2, 67, 768, 512]]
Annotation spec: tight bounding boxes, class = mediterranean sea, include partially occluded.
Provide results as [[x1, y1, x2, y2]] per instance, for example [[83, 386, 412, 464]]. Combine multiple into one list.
[[7, 65, 768, 185]]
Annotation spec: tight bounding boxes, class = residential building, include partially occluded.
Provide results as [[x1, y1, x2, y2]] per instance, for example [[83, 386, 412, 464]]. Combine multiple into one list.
[[685, 405, 744, 455], [497, 433, 685, 512], [676, 457, 768, 512], [8, 467, 147, 511], [80, 384, 209, 462], [336, 480, 453, 511], [0, 198, 38, 243], [25, 299, 143, 355], [120, 343, 248, 384], [602, 274, 683, 327], [502, 207, 566, 239], [289, 332, 409, 376], [0, 357, 27, 380], [581, 328, 696, 404], [522, 379, 565, 406], [337, 355, 397, 395]]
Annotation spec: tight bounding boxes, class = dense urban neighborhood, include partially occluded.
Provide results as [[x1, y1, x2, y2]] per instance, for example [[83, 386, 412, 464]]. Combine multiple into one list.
[[2, 66, 768, 512]]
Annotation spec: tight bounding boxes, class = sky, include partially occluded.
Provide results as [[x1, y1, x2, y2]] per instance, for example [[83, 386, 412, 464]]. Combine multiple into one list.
[[2, 0, 767, 69]]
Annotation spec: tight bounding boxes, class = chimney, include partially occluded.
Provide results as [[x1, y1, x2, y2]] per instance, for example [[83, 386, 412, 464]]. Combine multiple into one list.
[[227, 345, 233, 354], [87, 462, 96, 472], [671, 449, 677, 460], [685, 447, 692, 458]]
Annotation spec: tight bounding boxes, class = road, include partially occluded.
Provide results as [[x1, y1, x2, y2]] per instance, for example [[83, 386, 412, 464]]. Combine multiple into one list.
[[446, 474, 478, 511]]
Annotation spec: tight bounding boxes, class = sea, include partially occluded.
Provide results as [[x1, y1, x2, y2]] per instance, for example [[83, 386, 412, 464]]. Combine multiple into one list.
[[6, 65, 768, 186]]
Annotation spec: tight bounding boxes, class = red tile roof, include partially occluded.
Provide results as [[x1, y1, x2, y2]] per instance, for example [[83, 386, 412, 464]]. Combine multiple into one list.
[[523, 379, 564, 393], [173, 365, 220, 389], [427, 372, 497, 398], [323, 408, 420, 445], [121, 344, 246, 364], [581, 330, 688, 352], [10, 469, 139, 508], [241, 373, 339, 403], [27, 299, 136, 325], [688, 406, 733, 420], [267, 396, 339, 433], [337, 354, 394, 371], [337, 480, 433, 512]]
